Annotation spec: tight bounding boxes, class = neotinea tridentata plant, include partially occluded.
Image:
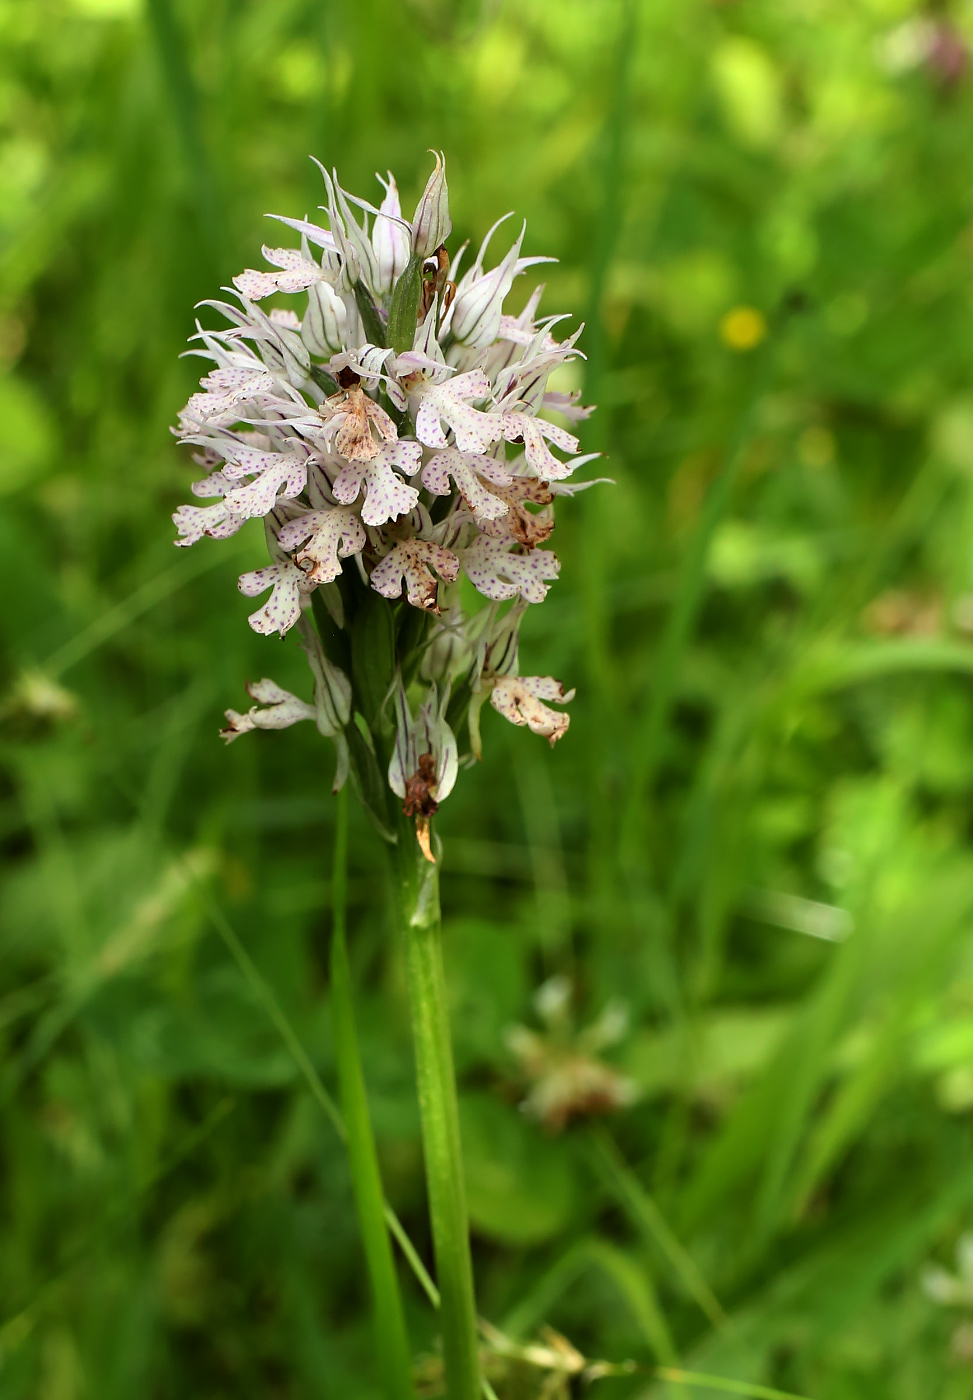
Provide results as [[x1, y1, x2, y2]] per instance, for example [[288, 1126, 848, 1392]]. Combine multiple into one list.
[[170, 152, 603, 1400]]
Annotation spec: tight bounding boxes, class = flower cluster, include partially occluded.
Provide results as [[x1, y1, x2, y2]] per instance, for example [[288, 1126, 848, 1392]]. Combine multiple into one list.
[[172, 154, 604, 852]]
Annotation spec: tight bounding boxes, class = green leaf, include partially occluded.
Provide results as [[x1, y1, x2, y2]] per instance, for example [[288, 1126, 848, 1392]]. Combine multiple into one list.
[[311, 586, 351, 673], [387, 254, 423, 354], [346, 720, 395, 842], [351, 589, 396, 733], [656, 1369, 810, 1400], [353, 280, 388, 348], [460, 1093, 579, 1246], [499, 1235, 674, 1364], [583, 1239, 676, 1365], [396, 604, 430, 688]]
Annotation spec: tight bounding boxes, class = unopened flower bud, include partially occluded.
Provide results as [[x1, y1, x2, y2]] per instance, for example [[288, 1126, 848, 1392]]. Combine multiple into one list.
[[373, 172, 412, 297], [302, 279, 348, 356], [451, 224, 525, 349], [412, 151, 452, 259]]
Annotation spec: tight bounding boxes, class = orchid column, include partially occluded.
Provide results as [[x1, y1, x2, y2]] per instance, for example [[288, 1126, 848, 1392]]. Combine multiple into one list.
[[170, 152, 601, 1400]]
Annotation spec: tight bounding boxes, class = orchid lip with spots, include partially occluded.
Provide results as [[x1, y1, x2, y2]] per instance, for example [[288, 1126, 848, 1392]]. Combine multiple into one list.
[[170, 152, 603, 853]]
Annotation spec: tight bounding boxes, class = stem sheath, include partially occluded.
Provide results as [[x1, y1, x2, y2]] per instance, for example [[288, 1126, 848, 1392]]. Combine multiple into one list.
[[396, 830, 480, 1400], [331, 787, 415, 1400]]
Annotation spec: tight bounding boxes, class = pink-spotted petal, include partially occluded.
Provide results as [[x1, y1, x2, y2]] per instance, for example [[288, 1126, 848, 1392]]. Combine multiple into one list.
[[421, 449, 509, 521], [370, 540, 459, 612], [295, 508, 366, 584], [462, 535, 560, 604], [238, 564, 305, 637]]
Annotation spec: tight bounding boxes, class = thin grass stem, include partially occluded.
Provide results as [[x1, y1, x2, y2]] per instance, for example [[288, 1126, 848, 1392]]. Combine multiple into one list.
[[654, 1369, 811, 1400], [581, 0, 638, 714], [188, 864, 437, 1308], [619, 335, 776, 873], [145, 0, 223, 263], [0, 1097, 236, 1358], [586, 1123, 726, 1329], [43, 541, 252, 680]]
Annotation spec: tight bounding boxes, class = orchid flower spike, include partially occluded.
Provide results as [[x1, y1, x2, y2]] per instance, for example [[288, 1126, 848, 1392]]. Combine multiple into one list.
[[169, 153, 604, 854]]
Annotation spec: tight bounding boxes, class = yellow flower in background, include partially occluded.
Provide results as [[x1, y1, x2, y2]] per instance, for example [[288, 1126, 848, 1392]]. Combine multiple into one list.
[[719, 305, 767, 351]]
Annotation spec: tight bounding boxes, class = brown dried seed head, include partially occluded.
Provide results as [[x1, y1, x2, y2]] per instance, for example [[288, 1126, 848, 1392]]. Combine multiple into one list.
[[335, 384, 380, 462], [402, 752, 440, 820], [419, 246, 452, 321]]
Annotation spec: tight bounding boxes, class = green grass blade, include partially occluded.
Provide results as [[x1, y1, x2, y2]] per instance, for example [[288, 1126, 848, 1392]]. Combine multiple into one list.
[[0, 1097, 236, 1359], [185, 857, 437, 1308], [93, 770, 440, 1316], [581, 0, 638, 715], [197, 877, 345, 1139], [144, 0, 223, 263], [500, 1239, 596, 1339], [330, 786, 416, 1400], [788, 870, 973, 1217], [620, 340, 775, 869], [587, 1124, 726, 1328], [499, 1235, 674, 1367], [43, 541, 252, 679], [385, 1207, 440, 1309], [655, 1369, 812, 1400], [584, 1239, 677, 1365]]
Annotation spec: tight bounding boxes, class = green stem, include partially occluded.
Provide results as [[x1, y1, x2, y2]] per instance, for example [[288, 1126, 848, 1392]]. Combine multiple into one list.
[[396, 828, 480, 1400], [331, 787, 416, 1400]]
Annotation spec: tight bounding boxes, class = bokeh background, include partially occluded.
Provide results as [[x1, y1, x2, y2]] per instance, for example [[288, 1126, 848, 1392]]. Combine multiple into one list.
[[6, 0, 973, 1394]]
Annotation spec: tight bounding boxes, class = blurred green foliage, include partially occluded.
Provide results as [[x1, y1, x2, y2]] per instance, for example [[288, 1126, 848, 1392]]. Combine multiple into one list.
[[6, 0, 973, 1395]]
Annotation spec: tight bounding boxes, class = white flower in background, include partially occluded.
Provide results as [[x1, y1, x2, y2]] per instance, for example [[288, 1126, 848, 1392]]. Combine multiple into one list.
[[169, 153, 602, 846], [923, 1235, 973, 1308], [506, 976, 639, 1133], [922, 1234, 973, 1364]]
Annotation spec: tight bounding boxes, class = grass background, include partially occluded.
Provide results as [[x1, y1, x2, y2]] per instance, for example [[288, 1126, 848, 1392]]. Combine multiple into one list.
[[5, 0, 973, 1395]]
